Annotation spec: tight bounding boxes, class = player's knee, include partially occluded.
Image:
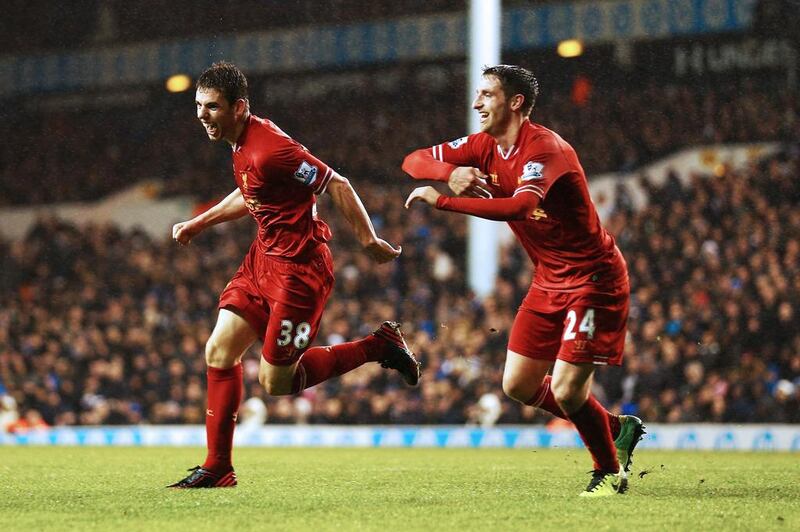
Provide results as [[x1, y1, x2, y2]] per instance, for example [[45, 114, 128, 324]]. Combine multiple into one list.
[[502, 376, 530, 404], [205, 337, 236, 368], [550, 376, 580, 408]]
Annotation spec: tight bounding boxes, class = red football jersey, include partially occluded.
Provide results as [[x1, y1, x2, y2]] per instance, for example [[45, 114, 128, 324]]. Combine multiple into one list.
[[432, 120, 627, 292], [232, 115, 335, 259]]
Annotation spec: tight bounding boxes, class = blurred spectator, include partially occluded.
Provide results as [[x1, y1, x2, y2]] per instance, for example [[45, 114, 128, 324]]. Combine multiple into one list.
[[7, 409, 50, 433], [0, 394, 19, 432], [240, 395, 268, 428], [467, 387, 503, 428]]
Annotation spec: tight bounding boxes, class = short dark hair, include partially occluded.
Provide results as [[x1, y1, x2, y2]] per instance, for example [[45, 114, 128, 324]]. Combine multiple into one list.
[[197, 61, 248, 105], [482, 64, 539, 116]]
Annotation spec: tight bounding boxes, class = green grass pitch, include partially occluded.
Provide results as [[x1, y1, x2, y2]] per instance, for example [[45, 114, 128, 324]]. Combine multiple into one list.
[[1, 447, 797, 531]]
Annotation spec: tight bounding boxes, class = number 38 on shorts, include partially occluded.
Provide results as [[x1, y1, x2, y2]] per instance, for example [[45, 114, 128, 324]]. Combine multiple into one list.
[[277, 319, 312, 349]]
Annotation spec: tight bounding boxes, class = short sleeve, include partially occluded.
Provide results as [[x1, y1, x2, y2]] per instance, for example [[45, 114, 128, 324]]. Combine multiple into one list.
[[513, 142, 572, 200], [261, 142, 335, 195]]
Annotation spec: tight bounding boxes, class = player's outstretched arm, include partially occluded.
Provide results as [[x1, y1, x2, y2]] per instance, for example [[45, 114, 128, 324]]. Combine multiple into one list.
[[172, 188, 248, 245], [405, 187, 539, 222], [402, 149, 491, 198], [401, 148, 456, 182], [326, 173, 401, 264]]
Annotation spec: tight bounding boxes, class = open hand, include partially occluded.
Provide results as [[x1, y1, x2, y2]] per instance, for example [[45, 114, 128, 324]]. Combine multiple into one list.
[[364, 238, 402, 263], [404, 186, 442, 209]]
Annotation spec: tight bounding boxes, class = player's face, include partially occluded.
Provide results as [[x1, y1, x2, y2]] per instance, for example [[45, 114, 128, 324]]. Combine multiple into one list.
[[195, 88, 239, 144], [472, 75, 511, 137]]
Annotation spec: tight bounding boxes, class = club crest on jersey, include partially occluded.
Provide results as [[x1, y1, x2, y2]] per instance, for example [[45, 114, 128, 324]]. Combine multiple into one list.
[[293, 161, 318, 186], [245, 197, 262, 212], [520, 161, 544, 182], [448, 136, 468, 149]]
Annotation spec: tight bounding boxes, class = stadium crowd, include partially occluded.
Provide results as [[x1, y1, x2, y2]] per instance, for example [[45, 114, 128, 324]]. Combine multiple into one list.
[[1, 143, 799, 430]]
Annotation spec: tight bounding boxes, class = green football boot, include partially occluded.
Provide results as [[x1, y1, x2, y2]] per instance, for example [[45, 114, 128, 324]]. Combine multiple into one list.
[[579, 470, 622, 498], [614, 415, 646, 493]]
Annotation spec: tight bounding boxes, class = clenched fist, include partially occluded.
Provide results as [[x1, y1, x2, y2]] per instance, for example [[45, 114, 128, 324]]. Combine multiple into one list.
[[172, 220, 204, 245], [448, 167, 491, 198]]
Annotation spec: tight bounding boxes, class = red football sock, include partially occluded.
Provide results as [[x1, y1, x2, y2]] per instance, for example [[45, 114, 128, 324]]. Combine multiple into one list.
[[566, 397, 620, 473], [526, 375, 567, 417], [526, 376, 621, 439], [202, 364, 243, 474], [292, 335, 383, 392]]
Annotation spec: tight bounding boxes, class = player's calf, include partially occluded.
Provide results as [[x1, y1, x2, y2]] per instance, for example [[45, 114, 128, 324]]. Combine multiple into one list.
[[258, 359, 296, 396]]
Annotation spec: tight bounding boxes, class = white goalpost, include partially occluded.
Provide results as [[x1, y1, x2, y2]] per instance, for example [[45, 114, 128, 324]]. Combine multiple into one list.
[[467, 0, 502, 298]]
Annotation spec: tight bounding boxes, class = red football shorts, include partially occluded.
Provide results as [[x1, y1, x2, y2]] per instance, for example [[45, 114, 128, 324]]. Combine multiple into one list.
[[218, 242, 334, 366], [508, 282, 630, 366]]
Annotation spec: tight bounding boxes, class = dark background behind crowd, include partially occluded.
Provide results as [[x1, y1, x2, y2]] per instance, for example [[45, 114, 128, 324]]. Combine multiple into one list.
[[2, 0, 799, 429], [2, 60, 796, 207]]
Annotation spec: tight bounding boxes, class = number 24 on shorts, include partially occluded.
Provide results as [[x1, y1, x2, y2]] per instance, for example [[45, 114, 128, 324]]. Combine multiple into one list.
[[277, 320, 312, 349], [564, 308, 595, 340]]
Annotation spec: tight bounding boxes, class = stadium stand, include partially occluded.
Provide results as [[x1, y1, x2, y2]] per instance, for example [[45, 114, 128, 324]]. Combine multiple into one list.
[[2, 144, 799, 429]]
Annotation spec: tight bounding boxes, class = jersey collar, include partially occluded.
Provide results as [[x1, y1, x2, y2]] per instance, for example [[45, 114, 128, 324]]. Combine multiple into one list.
[[232, 115, 254, 152], [496, 144, 519, 160], [495, 119, 532, 160]]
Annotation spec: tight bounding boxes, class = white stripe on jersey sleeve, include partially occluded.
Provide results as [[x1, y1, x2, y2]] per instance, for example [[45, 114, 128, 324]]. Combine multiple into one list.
[[315, 167, 334, 195], [513, 184, 544, 198]]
